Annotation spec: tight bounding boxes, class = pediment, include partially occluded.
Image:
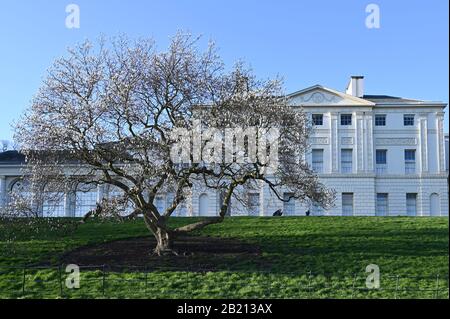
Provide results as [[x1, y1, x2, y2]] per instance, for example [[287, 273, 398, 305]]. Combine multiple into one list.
[[288, 85, 375, 106]]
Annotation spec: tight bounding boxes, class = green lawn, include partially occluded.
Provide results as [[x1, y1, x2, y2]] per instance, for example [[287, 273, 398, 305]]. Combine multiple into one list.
[[0, 217, 448, 299]]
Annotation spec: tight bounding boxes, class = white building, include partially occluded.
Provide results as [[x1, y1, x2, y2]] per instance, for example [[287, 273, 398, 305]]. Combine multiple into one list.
[[0, 76, 448, 217]]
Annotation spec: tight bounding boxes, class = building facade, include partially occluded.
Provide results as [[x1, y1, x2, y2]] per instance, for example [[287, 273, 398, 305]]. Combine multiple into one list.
[[0, 76, 448, 217]]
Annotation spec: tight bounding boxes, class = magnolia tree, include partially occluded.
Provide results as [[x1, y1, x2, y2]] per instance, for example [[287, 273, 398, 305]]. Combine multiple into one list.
[[14, 33, 334, 255]]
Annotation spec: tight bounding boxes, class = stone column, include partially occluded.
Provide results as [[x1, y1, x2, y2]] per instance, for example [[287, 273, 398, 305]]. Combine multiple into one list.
[[366, 115, 374, 172], [330, 112, 339, 173], [0, 176, 6, 208], [418, 114, 428, 173], [323, 113, 331, 173], [355, 112, 364, 173], [436, 112, 445, 172]]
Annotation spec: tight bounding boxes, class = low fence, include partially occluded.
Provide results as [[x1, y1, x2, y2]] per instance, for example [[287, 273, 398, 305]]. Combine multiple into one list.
[[0, 265, 448, 299]]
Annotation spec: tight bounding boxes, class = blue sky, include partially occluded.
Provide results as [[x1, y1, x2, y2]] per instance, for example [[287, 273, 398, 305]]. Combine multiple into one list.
[[0, 0, 448, 141]]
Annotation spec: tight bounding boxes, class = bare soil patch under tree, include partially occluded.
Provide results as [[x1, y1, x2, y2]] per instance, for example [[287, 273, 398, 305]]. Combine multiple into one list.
[[60, 235, 265, 272]]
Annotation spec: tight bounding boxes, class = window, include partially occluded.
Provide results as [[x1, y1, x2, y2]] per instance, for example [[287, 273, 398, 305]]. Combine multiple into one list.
[[376, 193, 388, 216], [10, 180, 32, 208], [342, 193, 354, 216], [376, 150, 387, 174], [75, 188, 97, 217], [405, 150, 416, 174], [283, 193, 295, 216], [312, 149, 324, 173], [406, 193, 417, 216], [404, 114, 415, 126], [42, 192, 65, 217], [341, 149, 353, 173], [198, 193, 209, 216], [312, 114, 323, 126], [341, 114, 352, 126], [375, 114, 386, 126], [248, 193, 260, 216], [430, 193, 440, 216]]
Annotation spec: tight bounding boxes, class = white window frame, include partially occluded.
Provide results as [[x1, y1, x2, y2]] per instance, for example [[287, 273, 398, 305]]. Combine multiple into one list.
[[42, 192, 65, 217], [375, 114, 386, 126], [312, 114, 323, 126], [406, 193, 417, 216], [340, 114, 352, 126], [376, 149, 387, 174], [404, 114, 415, 126], [75, 189, 97, 217], [312, 149, 324, 173], [405, 150, 416, 174], [376, 193, 388, 216], [341, 149, 353, 173], [342, 193, 354, 216]]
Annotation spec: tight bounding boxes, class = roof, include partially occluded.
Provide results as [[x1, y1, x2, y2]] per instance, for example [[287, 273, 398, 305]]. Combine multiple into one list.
[[0, 150, 80, 165], [287, 85, 446, 107], [0, 150, 26, 164], [362, 95, 445, 106], [288, 85, 376, 106]]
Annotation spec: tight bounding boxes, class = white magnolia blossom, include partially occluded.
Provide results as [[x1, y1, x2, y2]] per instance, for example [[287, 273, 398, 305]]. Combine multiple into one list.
[[10, 32, 334, 255]]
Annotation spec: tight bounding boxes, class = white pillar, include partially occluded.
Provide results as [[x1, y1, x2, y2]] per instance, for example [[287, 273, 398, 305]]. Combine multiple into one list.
[[366, 115, 374, 172], [355, 112, 364, 173], [436, 112, 445, 172], [0, 176, 6, 208], [330, 112, 339, 173], [419, 114, 428, 173], [324, 113, 331, 173]]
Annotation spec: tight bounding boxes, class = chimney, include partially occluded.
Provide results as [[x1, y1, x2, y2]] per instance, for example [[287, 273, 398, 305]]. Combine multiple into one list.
[[345, 75, 364, 98]]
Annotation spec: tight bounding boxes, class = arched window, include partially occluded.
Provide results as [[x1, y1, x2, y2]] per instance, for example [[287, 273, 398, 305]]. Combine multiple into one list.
[[430, 193, 440, 216], [199, 193, 209, 216], [75, 183, 97, 217], [42, 191, 65, 217], [10, 179, 61, 217], [9, 179, 33, 208], [10, 179, 29, 194]]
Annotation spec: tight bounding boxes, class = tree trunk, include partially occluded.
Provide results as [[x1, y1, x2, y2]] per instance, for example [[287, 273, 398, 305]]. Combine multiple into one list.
[[154, 227, 175, 256], [143, 213, 176, 256]]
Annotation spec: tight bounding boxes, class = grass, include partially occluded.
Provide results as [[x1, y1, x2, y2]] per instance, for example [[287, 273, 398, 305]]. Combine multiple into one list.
[[0, 216, 448, 299]]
